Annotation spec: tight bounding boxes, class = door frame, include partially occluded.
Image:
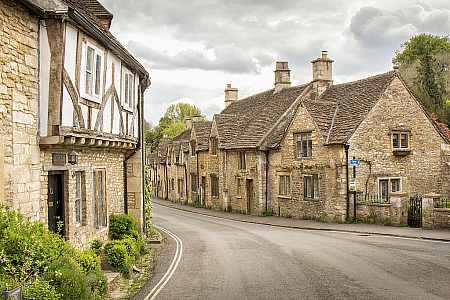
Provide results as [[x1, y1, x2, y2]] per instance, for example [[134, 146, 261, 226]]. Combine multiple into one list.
[[246, 179, 253, 215], [48, 172, 65, 237]]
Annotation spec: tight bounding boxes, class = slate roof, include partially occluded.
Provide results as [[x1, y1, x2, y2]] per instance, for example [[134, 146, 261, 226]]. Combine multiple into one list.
[[171, 128, 192, 152], [193, 121, 212, 151], [213, 114, 250, 148]]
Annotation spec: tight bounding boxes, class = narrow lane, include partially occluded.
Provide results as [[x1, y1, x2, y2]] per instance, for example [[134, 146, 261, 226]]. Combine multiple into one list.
[[133, 203, 450, 300]]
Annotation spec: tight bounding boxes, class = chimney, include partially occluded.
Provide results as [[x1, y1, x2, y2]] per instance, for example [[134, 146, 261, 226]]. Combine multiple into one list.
[[186, 117, 192, 130], [311, 51, 333, 98], [193, 112, 201, 122], [224, 84, 238, 107], [162, 133, 169, 144], [274, 61, 291, 93]]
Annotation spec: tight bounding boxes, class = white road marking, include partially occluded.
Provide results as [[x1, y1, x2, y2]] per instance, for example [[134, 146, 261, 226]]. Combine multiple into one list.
[[144, 224, 183, 300]]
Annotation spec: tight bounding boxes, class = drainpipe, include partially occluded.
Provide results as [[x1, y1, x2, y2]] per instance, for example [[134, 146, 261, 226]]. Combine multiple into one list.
[[165, 162, 168, 200], [265, 150, 269, 212], [139, 84, 147, 234], [184, 157, 188, 201], [37, 17, 41, 137], [196, 149, 200, 203], [344, 144, 350, 221]]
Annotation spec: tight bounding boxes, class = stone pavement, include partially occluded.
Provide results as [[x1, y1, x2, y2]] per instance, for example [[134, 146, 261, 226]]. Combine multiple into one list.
[[152, 198, 450, 242]]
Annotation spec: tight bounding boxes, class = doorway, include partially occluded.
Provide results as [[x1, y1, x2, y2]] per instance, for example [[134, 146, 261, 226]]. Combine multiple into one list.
[[246, 179, 253, 214], [201, 176, 206, 206], [48, 174, 64, 236]]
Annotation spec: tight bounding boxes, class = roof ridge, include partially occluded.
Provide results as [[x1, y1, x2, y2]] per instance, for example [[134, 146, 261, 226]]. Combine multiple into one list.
[[329, 70, 396, 90]]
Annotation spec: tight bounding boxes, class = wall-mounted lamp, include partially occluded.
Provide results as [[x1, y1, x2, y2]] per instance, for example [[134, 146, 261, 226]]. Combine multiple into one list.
[[68, 150, 78, 165]]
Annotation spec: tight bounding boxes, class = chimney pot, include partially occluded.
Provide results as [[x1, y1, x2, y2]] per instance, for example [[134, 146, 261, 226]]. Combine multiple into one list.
[[274, 61, 291, 92], [322, 50, 327, 58]]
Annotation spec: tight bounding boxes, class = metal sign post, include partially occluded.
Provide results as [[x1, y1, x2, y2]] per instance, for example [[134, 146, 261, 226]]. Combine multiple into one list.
[[349, 158, 360, 222]]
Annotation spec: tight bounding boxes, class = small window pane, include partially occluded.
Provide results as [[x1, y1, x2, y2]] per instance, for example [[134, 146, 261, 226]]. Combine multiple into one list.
[[95, 54, 101, 95], [286, 176, 290, 196], [280, 176, 285, 195], [124, 74, 129, 104], [401, 134, 408, 148], [391, 179, 400, 192], [392, 134, 399, 148], [85, 47, 93, 95]]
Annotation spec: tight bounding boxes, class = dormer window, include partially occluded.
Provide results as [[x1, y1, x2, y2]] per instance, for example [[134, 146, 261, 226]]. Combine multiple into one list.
[[81, 42, 104, 102]]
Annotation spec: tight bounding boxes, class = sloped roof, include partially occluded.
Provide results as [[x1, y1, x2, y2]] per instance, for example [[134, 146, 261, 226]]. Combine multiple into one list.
[[192, 121, 212, 151], [225, 84, 310, 150], [172, 128, 192, 152], [315, 71, 396, 144], [213, 114, 250, 147]]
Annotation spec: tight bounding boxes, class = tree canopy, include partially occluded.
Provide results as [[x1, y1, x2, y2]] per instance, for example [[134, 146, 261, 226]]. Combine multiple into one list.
[[394, 34, 450, 127], [145, 103, 207, 151], [392, 33, 450, 66]]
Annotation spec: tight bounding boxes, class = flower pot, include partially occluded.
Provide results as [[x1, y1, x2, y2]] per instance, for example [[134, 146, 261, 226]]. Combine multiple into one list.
[[1, 285, 22, 300]]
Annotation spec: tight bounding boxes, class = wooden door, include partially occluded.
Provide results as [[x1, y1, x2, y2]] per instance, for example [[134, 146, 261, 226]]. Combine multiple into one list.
[[48, 174, 64, 236], [246, 179, 253, 214]]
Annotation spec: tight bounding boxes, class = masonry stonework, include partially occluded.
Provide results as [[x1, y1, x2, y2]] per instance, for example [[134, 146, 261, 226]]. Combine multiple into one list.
[[0, 0, 40, 220]]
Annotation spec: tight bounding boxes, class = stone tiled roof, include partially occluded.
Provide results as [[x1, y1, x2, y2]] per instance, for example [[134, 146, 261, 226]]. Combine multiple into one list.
[[193, 121, 212, 151], [81, 0, 112, 19], [316, 71, 396, 144], [213, 114, 250, 148], [172, 128, 192, 152], [225, 84, 310, 150]]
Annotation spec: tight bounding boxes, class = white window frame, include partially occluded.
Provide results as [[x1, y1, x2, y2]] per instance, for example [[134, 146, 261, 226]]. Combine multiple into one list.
[[81, 42, 104, 103], [123, 68, 134, 111]]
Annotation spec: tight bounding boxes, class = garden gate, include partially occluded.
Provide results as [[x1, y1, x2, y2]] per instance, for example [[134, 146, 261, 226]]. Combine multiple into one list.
[[408, 196, 422, 228]]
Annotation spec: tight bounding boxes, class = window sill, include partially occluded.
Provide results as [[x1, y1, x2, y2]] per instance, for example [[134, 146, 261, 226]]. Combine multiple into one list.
[[304, 197, 320, 202], [278, 195, 292, 199], [393, 150, 411, 156]]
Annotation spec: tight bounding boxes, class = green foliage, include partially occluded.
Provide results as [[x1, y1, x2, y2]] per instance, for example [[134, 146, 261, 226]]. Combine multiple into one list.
[[258, 211, 274, 217], [393, 34, 450, 66], [144, 166, 153, 238], [85, 268, 108, 298], [225, 204, 232, 213], [76, 249, 101, 274], [145, 103, 207, 151], [395, 34, 450, 126], [285, 214, 293, 218], [109, 213, 139, 241], [384, 219, 392, 226], [90, 239, 103, 256], [23, 280, 61, 300], [104, 241, 132, 274], [43, 255, 88, 300]]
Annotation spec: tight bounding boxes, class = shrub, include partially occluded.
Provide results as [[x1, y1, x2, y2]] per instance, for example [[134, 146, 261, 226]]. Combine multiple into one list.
[[384, 219, 392, 226], [90, 239, 103, 256], [104, 241, 132, 274], [109, 213, 139, 241], [259, 211, 273, 217], [23, 280, 61, 300], [85, 268, 108, 298], [76, 249, 101, 274]]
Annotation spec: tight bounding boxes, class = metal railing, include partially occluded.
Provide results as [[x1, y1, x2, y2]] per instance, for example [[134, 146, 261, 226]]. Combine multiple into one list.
[[436, 198, 450, 208], [357, 193, 390, 204]]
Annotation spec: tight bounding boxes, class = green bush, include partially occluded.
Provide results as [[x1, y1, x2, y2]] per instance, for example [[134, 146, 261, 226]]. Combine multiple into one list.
[[85, 268, 108, 298], [76, 249, 101, 274], [259, 211, 274, 217], [43, 255, 88, 300], [109, 213, 139, 241], [104, 241, 132, 274], [90, 239, 103, 256], [23, 280, 61, 300]]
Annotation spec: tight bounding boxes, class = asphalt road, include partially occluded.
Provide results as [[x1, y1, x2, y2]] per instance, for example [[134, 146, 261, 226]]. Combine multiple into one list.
[[132, 203, 450, 300]]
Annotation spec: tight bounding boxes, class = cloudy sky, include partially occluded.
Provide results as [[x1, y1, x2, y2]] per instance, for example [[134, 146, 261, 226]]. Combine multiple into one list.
[[100, 0, 450, 126]]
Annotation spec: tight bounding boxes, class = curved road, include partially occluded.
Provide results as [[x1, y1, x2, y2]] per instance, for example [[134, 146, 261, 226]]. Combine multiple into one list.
[[132, 203, 450, 300]]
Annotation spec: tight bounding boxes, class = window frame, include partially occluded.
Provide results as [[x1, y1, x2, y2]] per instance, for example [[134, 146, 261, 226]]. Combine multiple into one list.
[[295, 132, 312, 158], [75, 172, 86, 226], [304, 175, 319, 199], [211, 175, 219, 198], [191, 141, 196, 157], [81, 42, 104, 103], [191, 174, 198, 193], [378, 177, 402, 200], [236, 178, 242, 198], [211, 138, 218, 156], [391, 131, 410, 150], [93, 169, 107, 229], [278, 173, 291, 197], [238, 151, 246, 170], [123, 68, 134, 111]]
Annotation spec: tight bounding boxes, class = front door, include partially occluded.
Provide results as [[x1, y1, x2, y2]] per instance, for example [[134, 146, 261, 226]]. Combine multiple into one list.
[[48, 174, 64, 236], [246, 179, 253, 214], [201, 176, 206, 205]]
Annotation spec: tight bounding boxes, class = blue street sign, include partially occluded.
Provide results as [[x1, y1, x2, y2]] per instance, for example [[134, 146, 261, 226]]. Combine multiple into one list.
[[349, 159, 360, 167]]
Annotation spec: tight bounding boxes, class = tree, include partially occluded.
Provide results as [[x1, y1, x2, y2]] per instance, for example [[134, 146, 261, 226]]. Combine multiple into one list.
[[392, 34, 450, 66], [394, 34, 450, 125], [145, 103, 207, 151]]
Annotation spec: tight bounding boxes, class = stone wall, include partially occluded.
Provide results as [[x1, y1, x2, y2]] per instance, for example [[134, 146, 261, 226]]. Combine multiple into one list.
[[268, 104, 347, 222], [433, 209, 450, 229], [0, 0, 40, 220], [41, 147, 127, 249], [348, 77, 449, 198]]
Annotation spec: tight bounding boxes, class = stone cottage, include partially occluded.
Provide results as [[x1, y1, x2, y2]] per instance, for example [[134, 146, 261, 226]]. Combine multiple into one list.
[[151, 52, 450, 222], [3, 0, 150, 248]]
